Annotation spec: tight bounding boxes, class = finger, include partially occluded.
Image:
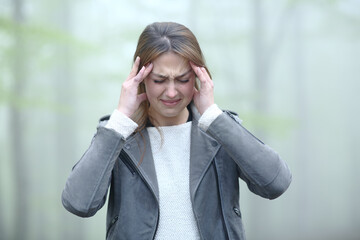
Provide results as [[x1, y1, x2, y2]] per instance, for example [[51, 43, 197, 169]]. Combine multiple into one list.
[[191, 64, 203, 79], [142, 63, 153, 79], [200, 67, 210, 79], [133, 66, 145, 83], [128, 56, 140, 80], [137, 92, 147, 103], [134, 63, 153, 84], [196, 67, 207, 84], [190, 62, 213, 90], [200, 67, 213, 87], [189, 61, 197, 72]]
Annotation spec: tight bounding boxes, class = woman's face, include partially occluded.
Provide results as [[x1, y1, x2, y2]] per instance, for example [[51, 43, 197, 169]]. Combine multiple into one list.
[[144, 51, 195, 126]]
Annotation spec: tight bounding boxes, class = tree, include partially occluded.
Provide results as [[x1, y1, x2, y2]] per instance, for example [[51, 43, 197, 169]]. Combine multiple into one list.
[[10, 0, 29, 239], [54, 0, 84, 239], [248, 1, 297, 238]]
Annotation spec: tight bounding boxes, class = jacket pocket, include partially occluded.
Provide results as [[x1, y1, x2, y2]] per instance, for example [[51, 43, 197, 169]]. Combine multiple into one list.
[[106, 215, 119, 239], [119, 151, 136, 175]]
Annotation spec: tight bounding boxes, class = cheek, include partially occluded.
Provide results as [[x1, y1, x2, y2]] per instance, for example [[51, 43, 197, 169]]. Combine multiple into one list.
[[181, 80, 195, 98], [145, 81, 162, 100]]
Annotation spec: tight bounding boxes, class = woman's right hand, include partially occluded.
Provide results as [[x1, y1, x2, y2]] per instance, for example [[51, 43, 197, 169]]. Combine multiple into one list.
[[117, 56, 153, 117]]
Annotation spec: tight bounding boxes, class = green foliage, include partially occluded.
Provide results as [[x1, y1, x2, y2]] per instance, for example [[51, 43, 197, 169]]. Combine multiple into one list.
[[216, 93, 296, 138], [0, 16, 93, 49], [240, 111, 297, 138], [0, 16, 97, 109]]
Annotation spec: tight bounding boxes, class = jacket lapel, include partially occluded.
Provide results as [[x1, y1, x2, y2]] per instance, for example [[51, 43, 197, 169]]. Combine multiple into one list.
[[122, 103, 220, 203], [124, 130, 159, 201], [189, 105, 221, 201]]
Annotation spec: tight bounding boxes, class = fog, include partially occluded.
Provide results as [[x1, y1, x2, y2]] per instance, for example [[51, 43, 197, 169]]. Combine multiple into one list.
[[0, 0, 359, 239]]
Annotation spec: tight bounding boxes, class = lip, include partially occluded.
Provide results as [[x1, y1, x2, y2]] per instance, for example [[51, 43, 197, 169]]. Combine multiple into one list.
[[160, 99, 181, 106]]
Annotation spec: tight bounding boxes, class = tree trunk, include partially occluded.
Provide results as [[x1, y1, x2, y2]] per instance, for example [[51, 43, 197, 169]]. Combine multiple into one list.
[[54, 1, 84, 239], [248, 1, 269, 238], [253, 0, 269, 122], [249, 1, 294, 239], [0, 187, 5, 240], [292, 6, 310, 239], [11, 0, 28, 239]]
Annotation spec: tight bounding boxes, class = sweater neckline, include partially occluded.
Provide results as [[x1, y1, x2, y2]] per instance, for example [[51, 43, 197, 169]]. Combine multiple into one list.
[[146, 105, 193, 127], [147, 121, 192, 131]]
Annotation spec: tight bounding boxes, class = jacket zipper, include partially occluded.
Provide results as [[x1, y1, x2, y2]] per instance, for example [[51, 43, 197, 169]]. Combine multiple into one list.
[[119, 151, 136, 175], [120, 150, 160, 239], [106, 215, 119, 239]]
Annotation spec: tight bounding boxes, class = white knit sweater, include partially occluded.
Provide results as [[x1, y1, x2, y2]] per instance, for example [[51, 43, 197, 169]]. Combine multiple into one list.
[[147, 122, 200, 239]]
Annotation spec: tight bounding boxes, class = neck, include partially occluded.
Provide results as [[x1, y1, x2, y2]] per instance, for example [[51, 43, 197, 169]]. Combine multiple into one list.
[[150, 108, 189, 127]]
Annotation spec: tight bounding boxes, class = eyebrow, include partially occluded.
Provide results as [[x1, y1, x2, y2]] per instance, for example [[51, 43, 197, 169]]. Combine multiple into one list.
[[150, 69, 193, 79]]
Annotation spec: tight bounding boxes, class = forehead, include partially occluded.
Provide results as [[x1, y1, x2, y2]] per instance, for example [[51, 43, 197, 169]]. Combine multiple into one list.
[[151, 52, 189, 77]]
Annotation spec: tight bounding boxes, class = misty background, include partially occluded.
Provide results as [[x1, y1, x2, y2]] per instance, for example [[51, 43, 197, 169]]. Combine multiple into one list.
[[0, 0, 359, 239]]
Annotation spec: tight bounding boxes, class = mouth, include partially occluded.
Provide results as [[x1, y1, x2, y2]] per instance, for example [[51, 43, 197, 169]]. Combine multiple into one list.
[[160, 99, 181, 107]]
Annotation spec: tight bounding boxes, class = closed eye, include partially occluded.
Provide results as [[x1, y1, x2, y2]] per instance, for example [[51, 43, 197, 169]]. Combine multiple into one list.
[[153, 79, 165, 83], [178, 79, 189, 83]]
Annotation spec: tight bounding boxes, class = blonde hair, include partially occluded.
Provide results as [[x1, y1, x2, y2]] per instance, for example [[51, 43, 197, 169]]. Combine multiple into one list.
[[131, 22, 211, 132]]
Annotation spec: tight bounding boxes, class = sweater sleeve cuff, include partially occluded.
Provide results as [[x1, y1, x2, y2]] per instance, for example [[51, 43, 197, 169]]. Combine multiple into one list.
[[198, 104, 223, 131], [105, 109, 138, 139]]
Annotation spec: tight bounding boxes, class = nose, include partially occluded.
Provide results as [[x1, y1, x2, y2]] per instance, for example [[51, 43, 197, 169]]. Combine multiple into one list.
[[165, 82, 178, 98]]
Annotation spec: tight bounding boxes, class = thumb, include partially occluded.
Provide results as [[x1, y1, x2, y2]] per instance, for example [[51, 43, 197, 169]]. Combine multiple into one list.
[[137, 93, 147, 104], [193, 87, 199, 99], [193, 87, 199, 95]]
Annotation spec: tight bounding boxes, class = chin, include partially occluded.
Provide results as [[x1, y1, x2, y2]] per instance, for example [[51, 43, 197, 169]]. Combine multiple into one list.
[[160, 109, 181, 118]]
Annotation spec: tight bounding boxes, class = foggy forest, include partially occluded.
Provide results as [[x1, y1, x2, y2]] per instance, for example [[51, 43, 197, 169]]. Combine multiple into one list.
[[0, 0, 359, 239]]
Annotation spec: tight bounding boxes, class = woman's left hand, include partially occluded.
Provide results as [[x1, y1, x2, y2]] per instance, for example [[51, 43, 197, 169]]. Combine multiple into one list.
[[190, 61, 214, 115]]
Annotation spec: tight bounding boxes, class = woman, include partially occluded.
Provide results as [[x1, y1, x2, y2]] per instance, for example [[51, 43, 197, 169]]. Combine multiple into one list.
[[62, 22, 292, 240]]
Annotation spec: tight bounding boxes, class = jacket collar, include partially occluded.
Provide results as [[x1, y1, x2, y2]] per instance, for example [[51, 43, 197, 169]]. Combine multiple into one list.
[[189, 104, 221, 200], [123, 103, 220, 201]]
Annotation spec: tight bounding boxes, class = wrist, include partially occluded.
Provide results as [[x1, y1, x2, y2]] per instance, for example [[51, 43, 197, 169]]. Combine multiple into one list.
[[106, 109, 138, 139], [117, 105, 132, 118], [198, 104, 222, 131], [198, 102, 214, 115]]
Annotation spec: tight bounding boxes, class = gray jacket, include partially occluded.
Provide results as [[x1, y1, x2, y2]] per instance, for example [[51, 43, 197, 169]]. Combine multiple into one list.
[[62, 106, 292, 240]]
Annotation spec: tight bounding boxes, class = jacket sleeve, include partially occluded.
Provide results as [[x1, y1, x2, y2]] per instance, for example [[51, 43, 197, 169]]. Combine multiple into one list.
[[61, 119, 125, 217], [206, 111, 292, 200]]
